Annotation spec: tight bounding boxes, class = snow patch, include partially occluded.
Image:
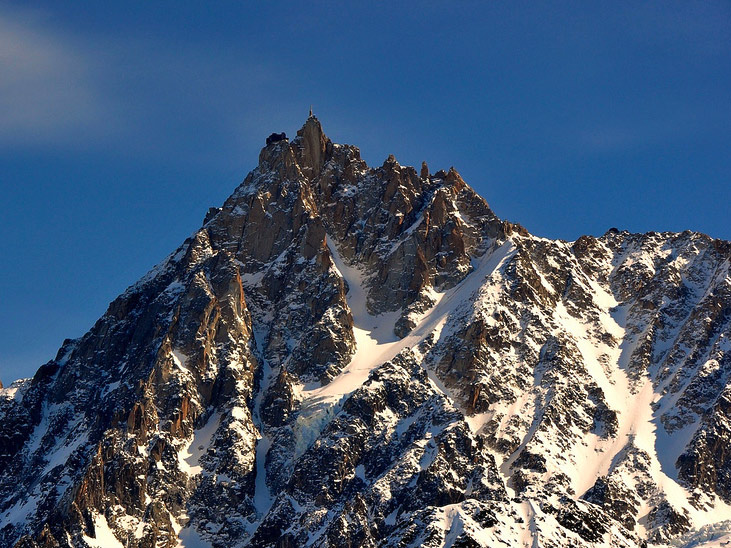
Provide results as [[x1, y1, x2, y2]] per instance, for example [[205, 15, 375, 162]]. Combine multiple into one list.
[[0, 378, 30, 401], [82, 513, 124, 548], [100, 380, 120, 399], [42, 423, 88, 474], [177, 524, 213, 548], [178, 412, 221, 476], [253, 435, 273, 515], [464, 412, 492, 435], [172, 348, 190, 373]]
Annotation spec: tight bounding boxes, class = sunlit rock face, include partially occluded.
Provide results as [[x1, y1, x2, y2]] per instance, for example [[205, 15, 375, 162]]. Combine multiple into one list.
[[2, 116, 731, 548]]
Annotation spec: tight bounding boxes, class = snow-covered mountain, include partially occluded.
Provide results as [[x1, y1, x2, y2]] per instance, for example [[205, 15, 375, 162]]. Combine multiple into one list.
[[2, 115, 731, 548]]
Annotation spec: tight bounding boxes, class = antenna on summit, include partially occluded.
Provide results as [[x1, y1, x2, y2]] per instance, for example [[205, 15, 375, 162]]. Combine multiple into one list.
[[309, 105, 313, 117]]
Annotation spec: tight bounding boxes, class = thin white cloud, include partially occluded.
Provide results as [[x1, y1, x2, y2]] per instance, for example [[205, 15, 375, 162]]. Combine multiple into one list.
[[0, 6, 301, 159], [0, 8, 110, 148], [578, 117, 690, 153], [569, 100, 730, 155]]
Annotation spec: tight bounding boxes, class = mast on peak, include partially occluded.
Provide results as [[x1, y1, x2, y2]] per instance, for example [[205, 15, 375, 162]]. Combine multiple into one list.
[[309, 105, 313, 117]]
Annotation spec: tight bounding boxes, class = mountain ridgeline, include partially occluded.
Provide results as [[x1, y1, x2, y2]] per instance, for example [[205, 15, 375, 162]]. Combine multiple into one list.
[[2, 116, 731, 548]]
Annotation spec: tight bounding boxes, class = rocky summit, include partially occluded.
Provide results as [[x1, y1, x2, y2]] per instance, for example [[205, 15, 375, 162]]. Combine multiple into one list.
[[2, 115, 731, 548]]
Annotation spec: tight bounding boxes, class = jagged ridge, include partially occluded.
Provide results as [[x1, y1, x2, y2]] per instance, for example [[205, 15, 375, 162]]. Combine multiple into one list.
[[1, 116, 731, 548]]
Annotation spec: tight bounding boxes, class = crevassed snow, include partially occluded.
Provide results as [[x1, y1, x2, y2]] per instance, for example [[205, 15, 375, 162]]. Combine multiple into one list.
[[671, 521, 731, 548], [292, 402, 341, 459]]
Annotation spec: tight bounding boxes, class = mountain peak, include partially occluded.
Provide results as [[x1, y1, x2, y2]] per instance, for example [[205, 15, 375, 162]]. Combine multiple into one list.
[[256, 114, 331, 180], [2, 119, 731, 548], [294, 113, 331, 176]]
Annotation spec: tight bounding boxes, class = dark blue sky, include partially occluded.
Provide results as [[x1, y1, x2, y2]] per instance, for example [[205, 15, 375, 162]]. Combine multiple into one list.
[[1, 1, 729, 383]]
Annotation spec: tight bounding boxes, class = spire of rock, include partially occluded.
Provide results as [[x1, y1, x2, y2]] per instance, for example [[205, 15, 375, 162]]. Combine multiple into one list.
[[421, 161, 429, 179], [294, 114, 331, 177], [383, 153, 399, 168]]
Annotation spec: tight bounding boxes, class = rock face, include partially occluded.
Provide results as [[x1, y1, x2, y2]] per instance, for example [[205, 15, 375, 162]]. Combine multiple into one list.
[[2, 115, 731, 548]]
